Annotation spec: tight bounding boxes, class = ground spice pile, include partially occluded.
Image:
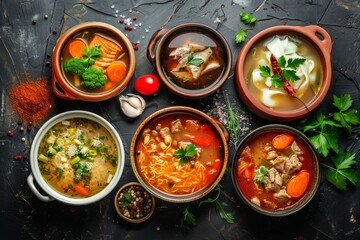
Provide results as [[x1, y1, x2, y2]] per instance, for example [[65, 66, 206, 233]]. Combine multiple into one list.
[[9, 78, 53, 122]]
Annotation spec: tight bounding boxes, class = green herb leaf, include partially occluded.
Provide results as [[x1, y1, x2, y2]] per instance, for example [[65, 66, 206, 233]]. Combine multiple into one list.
[[324, 152, 358, 190], [188, 57, 204, 67], [309, 127, 341, 157], [254, 166, 269, 185], [333, 93, 352, 112], [282, 69, 300, 81], [278, 56, 286, 68], [180, 207, 196, 233], [286, 58, 306, 69], [84, 45, 101, 59], [81, 67, 107, 89], [271, 75, 283, 88], [235, 29, 247, 44], [333, 94, 360, 132], [259, 65, 271, 78], [175, 144, 197, 164], [122, 192, 132, 207], [240, 12, 257, 24]]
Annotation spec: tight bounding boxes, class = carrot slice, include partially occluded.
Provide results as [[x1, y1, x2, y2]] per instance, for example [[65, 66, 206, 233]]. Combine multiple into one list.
[[74, 184, 90, 197], [272, 133, 294, 150], [106, 61, 127, 83], [286, 171, 310, 198], [68, 39, 86, 58], [190, 135, 211, 147]]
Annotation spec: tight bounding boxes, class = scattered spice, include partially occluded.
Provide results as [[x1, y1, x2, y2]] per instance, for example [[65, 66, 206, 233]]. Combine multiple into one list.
[[133, 42, 139, 51], [13, 155, 24, 160], [44, 15, 48, 20], [7, 130, 14, 137], [27, 125, 32, 132], [21, 137, 26, 142], [117, 185, 153, 220], [19, 127, 24, 132], [119, 18, 124, 23], [132, 16, 138, 21], [9, 78, 53, 122]]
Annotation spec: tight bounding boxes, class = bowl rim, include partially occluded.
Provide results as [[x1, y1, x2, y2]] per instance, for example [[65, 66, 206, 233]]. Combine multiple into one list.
[[114, 182, 156, 223], [235, 25, 332, 121], [152, 22, 232, 99], [231, 124, 321, 217], [130, 106, 229, 203], [29, 110, 125, 205], [52, 21, 136, 101]]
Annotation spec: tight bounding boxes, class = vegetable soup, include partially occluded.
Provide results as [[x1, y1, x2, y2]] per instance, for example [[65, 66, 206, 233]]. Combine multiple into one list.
[[162, 31, 225, 90], [136, 113, 224, 195], [244, 35, 323, 111], [235, 132, 315, 210], [61, 29, 130, 93], [38, 118, 118, 198]]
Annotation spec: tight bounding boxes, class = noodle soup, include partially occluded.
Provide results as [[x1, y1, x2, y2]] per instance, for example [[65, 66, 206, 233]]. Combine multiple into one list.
[[135, 113, 224, 195]]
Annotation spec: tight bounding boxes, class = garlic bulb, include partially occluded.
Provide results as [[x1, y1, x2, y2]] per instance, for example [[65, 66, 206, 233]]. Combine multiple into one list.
[[119, 94, 146, 118]]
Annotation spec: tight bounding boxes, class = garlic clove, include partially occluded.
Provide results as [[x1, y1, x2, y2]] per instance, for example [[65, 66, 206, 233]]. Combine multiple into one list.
[[119, 94, 146, 118]]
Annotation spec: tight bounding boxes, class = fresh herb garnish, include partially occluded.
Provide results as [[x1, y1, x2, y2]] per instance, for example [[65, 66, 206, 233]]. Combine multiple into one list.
[[122, 192, 132, 207], [324, 152, 358, 190], [333, 93, 360, 132], [64, 45, 106, 89], [224, 93, 243, 145], [240, 12, 257, 24], [235, 29, 247, 44], [180, 207, 196, 233], [199, 185, 234, 223], [259, 65, 282, 87], [56, 167, 64, 180], [188, 54, 204, 67], [175, 144, 197, 164], [254, 166, 269, 185]]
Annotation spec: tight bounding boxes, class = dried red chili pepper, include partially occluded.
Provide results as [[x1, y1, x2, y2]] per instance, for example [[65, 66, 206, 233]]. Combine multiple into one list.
[[270, 54, 296, 96]]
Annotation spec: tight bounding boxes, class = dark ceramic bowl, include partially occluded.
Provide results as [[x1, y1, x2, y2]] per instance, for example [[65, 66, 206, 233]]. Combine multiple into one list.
[[231, 124, 320, 216], [147, 23, 232, 99], [235, 25, 332, 122]]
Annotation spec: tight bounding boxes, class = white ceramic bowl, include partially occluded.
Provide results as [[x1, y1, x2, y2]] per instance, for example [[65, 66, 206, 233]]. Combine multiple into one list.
[[27, 111, 125, 205]]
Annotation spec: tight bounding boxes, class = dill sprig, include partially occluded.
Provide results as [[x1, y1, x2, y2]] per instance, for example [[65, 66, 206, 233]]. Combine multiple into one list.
[[224, 93, 242, 146]]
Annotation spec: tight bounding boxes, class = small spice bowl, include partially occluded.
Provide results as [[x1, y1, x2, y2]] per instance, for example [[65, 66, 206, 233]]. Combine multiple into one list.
[[114, 182, 155, 223], [235, 25, 332, 122]]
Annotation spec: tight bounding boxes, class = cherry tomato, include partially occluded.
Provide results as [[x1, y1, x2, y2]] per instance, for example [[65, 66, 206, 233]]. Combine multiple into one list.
[[134, 74, 160, 95]]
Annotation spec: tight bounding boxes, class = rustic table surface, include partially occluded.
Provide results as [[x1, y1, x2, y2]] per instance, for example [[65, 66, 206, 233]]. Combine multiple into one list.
[[0, 0, 359, 239]]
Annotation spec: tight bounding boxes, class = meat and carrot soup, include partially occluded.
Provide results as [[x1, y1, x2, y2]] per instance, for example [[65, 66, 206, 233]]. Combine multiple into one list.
[[136, 113, 224, 195], [162, 31, 225, 90], [61, 29, 129, 93], [244, 35, 323, 111], [38, 118, 118, 198], [235, 132, 314, 210]]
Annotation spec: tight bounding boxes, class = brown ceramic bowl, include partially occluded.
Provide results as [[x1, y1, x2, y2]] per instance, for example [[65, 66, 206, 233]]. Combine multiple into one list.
[[147, 23, 232, 99], [52, 22, 135, 102], [235, 25, 332, 122], [231, 124, 320, 217], [114, 182, 155, 223], [130, 106, 229, 203]]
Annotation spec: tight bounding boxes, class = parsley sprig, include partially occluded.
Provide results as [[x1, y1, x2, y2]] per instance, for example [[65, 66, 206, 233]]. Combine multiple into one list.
[[240, 12, 257, 24], [235, 12, 256, 44], [174, 144, 197, 164], [259, 56, 305, 88]]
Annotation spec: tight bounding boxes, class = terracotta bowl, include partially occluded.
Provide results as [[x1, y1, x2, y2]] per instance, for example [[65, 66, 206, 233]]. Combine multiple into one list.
[[231, 124, 320, 217], [130, 106, 229, 203], [52, 22, 135, 102], [147, 23, 232, 99], [114, 182, 155, 223], [235, 25, 332, 122]]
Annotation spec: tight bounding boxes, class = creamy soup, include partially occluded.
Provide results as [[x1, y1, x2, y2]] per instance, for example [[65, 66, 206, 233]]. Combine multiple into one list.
[[244, 35, 323, 111], [38, 118, 118, 198]]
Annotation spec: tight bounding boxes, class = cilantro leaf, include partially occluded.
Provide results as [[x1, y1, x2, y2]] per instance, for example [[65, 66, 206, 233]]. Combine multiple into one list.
[[84, 45, 101, 59], [278, 56, 286, 68], [188, 58, 204, 67], [333, 93, 352, 111], [271, 75, 283, 88], [175, 144, 197, 164], [240, 12, 256, 24], [286, 58, 306, 69], [325, 153, 358, 190], [282, 69, 300, 81], [259, 65, 271, 77], [254, 166, 269, 185], [235, 29, 247, 44]]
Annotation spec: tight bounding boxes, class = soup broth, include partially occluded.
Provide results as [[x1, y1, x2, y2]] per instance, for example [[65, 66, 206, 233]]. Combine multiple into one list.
[[61, 29, 130, 93], [235, 132, 315, 210], [162, 31, 225, 90], [136, 113, 224, 195], [38, 118, 118, 198], [244, 35, 323, 111]]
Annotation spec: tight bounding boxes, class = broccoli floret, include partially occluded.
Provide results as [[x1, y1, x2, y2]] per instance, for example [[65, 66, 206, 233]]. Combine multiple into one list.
[[63, 58, 87, 75], [81, 67, 107, 89]]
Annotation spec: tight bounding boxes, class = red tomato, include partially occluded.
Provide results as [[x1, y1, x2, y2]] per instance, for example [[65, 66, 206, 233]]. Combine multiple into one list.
[[134, 74, 160, 95]]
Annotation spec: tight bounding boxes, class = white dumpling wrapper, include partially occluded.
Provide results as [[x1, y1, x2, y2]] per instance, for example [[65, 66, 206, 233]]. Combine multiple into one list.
[[262, 89, 285, 108]]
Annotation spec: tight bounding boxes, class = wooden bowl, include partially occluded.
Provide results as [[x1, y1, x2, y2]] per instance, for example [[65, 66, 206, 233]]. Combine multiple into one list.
[[235, 25, 332, 122], [130, 106, 229, 203], [147, 23, 232, 99], [231, 124, 321, 217], [114, 182, 155, 223], [52, 22, 135, 102]]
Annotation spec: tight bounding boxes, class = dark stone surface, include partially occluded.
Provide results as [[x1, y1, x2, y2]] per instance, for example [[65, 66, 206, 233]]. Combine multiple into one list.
[[0, 0, 359, 239]]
